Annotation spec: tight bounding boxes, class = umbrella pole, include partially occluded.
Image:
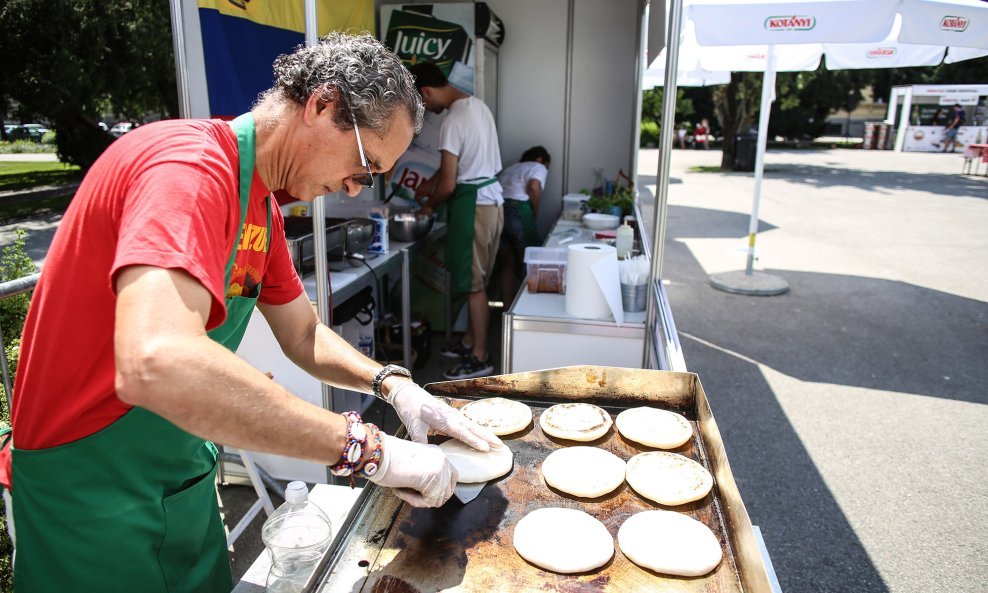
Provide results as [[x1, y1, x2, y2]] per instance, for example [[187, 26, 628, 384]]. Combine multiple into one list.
[[710, 47, 788, 296], [746, 54, 775, 276]]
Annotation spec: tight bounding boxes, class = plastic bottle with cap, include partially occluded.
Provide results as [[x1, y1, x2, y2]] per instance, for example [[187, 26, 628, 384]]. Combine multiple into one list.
[[616, 222, 634, 260], [261, 481, 333, 593]]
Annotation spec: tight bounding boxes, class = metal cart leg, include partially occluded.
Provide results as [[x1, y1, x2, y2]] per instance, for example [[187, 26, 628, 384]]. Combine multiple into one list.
[[223, 449, 276, 546]]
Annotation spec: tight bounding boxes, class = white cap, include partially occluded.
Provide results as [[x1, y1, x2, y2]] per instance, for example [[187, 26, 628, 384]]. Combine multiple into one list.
[[284, 481, 309, 504]]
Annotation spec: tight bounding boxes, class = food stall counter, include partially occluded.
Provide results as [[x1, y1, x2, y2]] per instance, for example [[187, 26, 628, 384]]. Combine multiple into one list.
[[503, 219, 646, 373]]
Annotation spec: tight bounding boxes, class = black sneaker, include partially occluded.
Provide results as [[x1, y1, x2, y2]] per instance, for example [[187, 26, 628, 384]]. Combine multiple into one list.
[[440, 339, 473, 359], [443, 355, 495, 380]]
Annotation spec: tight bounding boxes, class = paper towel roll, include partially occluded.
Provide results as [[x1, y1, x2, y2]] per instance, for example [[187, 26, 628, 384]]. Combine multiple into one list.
[[565, 243, 624, 324]]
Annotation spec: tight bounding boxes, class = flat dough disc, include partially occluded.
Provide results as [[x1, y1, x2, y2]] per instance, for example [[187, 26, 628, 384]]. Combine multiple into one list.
[[539, 403, 613, 442], [541, 446, 626, 498], [438, 439, 514, 483], [616, 407, 693, 449], [513, 508, 614, 573], [460, 397, 533, 435], [618, 510, 723, 576], [626, 451, 713, 506]]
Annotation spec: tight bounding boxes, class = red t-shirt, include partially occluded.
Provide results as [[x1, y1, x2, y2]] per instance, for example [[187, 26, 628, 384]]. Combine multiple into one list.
[[4, 119, 304, 467]]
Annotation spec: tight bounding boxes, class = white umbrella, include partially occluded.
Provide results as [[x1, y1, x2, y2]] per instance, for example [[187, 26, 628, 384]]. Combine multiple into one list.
[[669, 0, 988, 294], [898, 0, 988, 50], [644, 42, 731, 88], [823, 16, 948, 69], [643, 65, 731, 88]]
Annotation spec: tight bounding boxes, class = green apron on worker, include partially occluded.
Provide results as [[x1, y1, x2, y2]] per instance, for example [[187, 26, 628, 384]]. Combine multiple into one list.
[[445, 177, 498, 294], [504, 198, 538, 247], [8, 113, 269, 593]]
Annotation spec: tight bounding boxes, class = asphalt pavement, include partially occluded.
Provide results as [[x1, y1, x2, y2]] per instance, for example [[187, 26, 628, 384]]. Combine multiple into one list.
[[2, 148, 985, 591], [638, 146, 987, 593]]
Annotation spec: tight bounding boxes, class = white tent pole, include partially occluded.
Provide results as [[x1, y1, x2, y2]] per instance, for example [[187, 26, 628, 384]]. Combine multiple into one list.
[[894, 87, 913, 152], [642, 0, 684, 369], [302, 0, 335, 447], [885, 88, 899, 125], [745, 47, 776, 275], [168, 0, 191, 119]]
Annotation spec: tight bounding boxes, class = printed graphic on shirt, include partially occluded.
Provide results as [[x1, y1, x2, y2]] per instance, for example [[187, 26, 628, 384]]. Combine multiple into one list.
[[227, 221, 269, 299]]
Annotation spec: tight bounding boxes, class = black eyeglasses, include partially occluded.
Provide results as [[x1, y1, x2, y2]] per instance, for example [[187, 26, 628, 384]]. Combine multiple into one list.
[[351, 115, 374, 189]]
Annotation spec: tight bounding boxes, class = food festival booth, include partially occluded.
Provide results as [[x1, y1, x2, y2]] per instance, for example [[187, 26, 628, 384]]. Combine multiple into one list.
[[167, 0, 782, 591], [884, 83, 988, 152]]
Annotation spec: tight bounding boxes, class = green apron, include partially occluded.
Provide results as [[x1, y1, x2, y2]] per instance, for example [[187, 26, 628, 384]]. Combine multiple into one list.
[[445, 177, 498, 294], [8, 113, 269, 593], [504, 198, 538, 247]]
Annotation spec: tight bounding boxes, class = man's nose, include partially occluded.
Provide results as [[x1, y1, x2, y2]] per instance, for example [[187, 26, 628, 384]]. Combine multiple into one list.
[[343, 179, 362, 197]]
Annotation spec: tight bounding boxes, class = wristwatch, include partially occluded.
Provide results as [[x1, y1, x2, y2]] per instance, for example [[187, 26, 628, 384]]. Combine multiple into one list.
[[372, 364, 412, 404]]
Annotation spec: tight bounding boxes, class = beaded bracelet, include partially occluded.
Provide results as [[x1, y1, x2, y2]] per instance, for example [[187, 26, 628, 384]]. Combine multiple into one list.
[[329, 411, 384, 487]]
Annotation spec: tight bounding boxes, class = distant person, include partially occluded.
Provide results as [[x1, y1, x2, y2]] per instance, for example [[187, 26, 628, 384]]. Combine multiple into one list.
[[496, 146, 550, 306], [942, 104, 966, 153], [694, 119, 710, 150], [929, 108, 945, 126], [676, 124, 687, 149], [409, 61, 503, 380]]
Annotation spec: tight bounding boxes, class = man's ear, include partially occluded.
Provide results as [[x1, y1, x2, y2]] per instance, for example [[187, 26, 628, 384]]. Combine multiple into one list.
[[304, 91, 334, 125]]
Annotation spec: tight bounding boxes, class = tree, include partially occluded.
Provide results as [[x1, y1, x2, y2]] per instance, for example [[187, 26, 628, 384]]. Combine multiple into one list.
[[771, 69, 859, 140], [641, 88, 695, 128], [0, 0, 178, 169], [712, 72, 762, 169]]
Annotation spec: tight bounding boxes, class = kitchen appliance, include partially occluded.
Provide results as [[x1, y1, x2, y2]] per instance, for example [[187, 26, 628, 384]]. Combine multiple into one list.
[[283, 217, 376, 275], [303, 366, 774, 593]]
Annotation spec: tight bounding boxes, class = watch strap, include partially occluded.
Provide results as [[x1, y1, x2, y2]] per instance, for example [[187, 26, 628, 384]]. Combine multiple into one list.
[[373, 364, 412, 403]]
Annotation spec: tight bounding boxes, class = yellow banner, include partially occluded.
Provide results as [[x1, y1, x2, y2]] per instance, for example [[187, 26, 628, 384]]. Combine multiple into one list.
[[198, 0, 374, 35]]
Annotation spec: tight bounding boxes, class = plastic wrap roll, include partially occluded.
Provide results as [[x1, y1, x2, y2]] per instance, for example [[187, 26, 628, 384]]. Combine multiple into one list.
[[565, 243, 623, 323]]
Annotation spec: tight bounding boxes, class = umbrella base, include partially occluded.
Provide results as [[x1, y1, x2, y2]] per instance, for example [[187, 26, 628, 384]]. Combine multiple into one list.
[[709, 270, 789, 296]]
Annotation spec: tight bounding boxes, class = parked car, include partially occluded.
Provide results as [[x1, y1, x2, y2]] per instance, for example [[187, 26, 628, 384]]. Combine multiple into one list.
[[109, 121, 137, 137], [7, 123, 50, 141]]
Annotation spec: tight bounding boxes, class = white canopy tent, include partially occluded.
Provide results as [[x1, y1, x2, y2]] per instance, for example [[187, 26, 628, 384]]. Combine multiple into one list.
[[885, 83, 988, 151], [651, 0, 988, 295]]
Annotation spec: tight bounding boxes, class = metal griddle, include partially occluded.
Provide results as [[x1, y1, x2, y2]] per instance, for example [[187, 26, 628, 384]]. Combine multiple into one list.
[[304, 366, 774, 593]]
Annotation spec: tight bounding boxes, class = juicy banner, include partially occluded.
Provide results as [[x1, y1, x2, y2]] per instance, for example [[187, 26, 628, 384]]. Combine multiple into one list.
[[384, 9, 470, 74]]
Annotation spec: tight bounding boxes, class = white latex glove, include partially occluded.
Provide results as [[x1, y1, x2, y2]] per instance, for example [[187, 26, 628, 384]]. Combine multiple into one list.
[[388, 381, 504, 451], [367, 434, 457, 507]]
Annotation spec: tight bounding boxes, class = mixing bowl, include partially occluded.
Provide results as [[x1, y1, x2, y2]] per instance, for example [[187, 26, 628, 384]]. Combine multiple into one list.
[[389, 212, 435, 242]]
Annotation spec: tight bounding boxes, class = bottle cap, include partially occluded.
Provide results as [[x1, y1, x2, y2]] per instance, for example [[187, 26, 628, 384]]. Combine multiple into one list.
[[285, 481, 309, 504]]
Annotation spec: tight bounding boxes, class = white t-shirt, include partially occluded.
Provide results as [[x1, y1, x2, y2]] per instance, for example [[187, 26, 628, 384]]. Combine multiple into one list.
[[498, 161, 548, 202], [439, 96, 503, 205]]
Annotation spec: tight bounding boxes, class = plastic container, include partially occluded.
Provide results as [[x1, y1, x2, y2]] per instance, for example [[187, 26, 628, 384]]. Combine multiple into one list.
[[561, 194, 589, 221], [616, 223, 633, 260], [524, 247, 568, 294], [261, 482, 333, 593]]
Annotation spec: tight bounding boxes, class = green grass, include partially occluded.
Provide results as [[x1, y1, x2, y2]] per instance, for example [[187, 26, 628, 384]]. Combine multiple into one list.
[[0, 161, 80, 222], [0, 161, 82, 192], [688, 165, 724, 173], [0, 140, 57, 154], [0, 193, 74, 224]]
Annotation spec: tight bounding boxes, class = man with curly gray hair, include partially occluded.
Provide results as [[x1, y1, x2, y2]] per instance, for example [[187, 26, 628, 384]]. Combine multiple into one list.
[[1, 32, 501, 592]]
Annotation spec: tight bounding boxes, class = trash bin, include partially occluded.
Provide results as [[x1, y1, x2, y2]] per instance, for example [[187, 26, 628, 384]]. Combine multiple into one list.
[[733, 133, 757, 171], [876, 122, 891, 150], [863, 122, 877, 149]]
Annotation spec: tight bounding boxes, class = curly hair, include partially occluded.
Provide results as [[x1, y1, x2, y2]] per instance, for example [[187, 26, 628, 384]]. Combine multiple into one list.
[[261, 32, 424, 135]]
